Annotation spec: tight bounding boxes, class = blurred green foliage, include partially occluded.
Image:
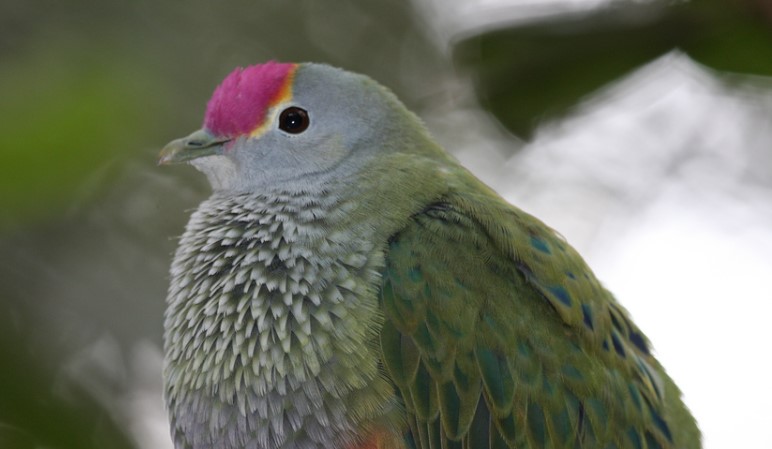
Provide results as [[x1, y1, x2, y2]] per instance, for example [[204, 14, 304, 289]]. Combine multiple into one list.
[[0, 0, 445, 228], [0, 43, 157, 229]]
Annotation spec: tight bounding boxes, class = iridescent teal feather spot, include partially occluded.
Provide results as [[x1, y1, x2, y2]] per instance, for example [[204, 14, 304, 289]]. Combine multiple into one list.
[[627, 428, 643, 449], [517, 341, 532, 357], [628, 383, 643, 412], [581, 304, 594, 330], [526, 401, 547, 446], [586, 398, 608, 423], [551, 408, 572, 445], [629, 330, 651, 355], [646, 432, 664, 449], [530, 236, 551, 254], [611, 332, 626, 358], [649, 406, 673, 441], [408, 266, 422, 282], [561, 364, 583, 381], [541, 377, 555, 396], [548, 285, 572, 306]]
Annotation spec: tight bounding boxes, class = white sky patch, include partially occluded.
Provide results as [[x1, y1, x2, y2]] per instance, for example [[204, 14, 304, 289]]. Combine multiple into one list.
[[125, 342, 175, 449], [595, 199, 772, 449], [414, 0, 615, 49], [515, 58, 772, 449]]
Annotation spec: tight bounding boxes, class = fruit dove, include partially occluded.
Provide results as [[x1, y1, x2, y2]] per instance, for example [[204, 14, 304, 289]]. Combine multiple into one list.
[[159, 62, 700, 449]]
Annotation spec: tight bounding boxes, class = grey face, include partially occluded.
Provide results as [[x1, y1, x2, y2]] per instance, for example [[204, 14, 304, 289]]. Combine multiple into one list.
[[162, 64, 416, 193]]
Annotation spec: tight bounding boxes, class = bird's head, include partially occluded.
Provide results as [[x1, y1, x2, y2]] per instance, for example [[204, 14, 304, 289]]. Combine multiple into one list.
[[160, 62, 431, 191]]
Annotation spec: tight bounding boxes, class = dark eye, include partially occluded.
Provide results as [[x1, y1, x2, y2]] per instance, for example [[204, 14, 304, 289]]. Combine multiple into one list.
[[278, 107, 310, 134]]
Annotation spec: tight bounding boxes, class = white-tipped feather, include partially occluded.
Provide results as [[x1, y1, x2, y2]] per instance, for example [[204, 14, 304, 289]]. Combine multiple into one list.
[[165, 191, 393, 449]]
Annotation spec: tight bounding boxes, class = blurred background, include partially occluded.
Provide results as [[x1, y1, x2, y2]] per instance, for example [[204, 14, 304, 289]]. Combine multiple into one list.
[[1, 0, 771, 448]]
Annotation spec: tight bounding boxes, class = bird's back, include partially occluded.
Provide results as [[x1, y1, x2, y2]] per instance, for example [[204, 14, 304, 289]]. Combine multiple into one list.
[[379, 180, 701, 448]]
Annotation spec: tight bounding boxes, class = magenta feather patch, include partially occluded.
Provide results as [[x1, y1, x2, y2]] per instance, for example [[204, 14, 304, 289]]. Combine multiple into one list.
[[203, 61, 296, 137]]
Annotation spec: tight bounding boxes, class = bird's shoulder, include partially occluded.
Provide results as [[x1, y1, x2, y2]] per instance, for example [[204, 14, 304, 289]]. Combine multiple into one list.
[[377, 174, 687, 448], [382, 172, 629, 352]]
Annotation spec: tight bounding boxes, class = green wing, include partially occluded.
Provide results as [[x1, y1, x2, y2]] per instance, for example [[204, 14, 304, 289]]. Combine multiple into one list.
[[378, 193, 699, 449]]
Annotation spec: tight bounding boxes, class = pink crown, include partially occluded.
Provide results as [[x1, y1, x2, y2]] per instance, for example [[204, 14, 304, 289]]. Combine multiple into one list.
[[203, 61, 296, 137]]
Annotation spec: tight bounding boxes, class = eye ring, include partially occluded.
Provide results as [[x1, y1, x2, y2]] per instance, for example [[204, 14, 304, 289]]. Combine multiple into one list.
[[278, 107, 310, 134]]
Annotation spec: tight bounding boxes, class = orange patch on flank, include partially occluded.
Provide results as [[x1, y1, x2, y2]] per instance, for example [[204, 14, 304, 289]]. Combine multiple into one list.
[[349, 429, 405, 449]]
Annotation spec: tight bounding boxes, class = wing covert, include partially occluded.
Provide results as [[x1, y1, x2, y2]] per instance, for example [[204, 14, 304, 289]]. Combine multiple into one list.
[[378, 199, 692, 449]]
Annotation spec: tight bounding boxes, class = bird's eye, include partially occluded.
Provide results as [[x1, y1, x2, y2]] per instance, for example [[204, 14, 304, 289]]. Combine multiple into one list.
[[278, 107, 310, 134]]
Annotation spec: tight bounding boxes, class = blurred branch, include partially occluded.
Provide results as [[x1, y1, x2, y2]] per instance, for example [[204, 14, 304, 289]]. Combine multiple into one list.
[[454, 0, 772, 138]]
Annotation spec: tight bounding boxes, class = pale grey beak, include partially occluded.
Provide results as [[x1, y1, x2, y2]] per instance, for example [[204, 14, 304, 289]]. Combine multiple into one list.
[[158, 129, 230, 165]]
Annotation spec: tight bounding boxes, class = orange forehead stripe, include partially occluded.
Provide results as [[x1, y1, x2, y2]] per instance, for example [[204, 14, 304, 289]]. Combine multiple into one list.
[[248, 64, 298, 137]]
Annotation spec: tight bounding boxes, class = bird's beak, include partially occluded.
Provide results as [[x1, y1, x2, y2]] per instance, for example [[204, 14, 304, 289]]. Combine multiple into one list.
[[158, 129, 231, 165]]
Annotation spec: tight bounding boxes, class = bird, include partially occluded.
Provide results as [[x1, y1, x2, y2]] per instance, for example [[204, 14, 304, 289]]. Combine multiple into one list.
[[159, 61, 700, 449]]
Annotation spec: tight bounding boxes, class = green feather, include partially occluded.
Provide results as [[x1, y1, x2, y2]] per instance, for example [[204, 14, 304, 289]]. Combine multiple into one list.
[[378, 188, 700, 449], [475, 347, 515, 417], [380, 319, 420, 389]]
